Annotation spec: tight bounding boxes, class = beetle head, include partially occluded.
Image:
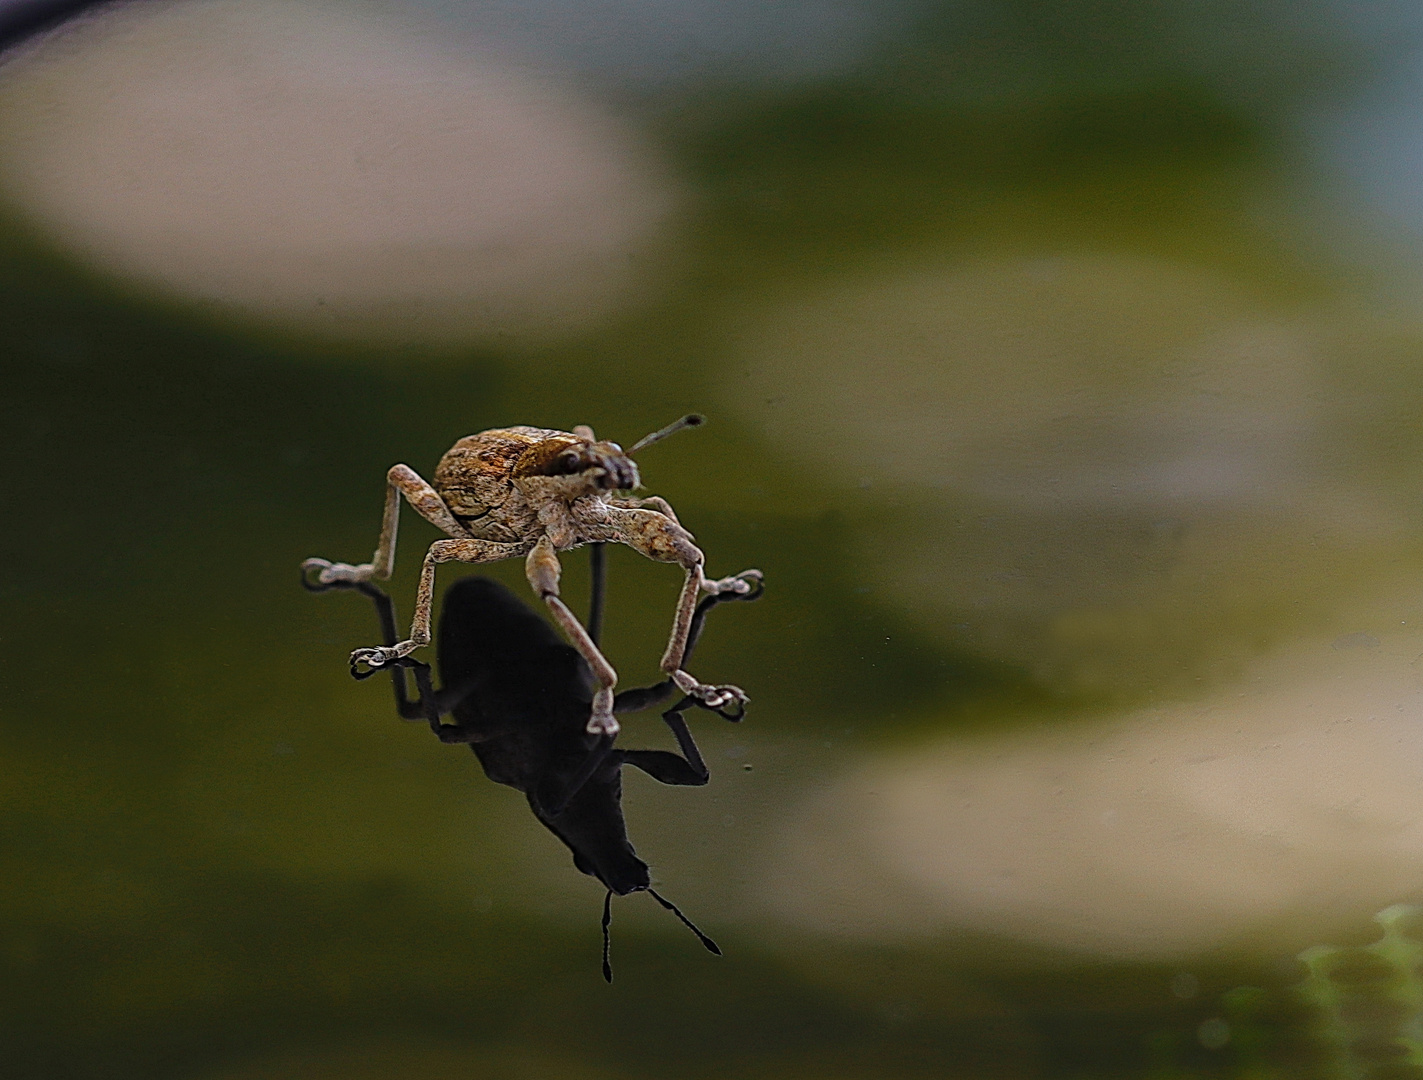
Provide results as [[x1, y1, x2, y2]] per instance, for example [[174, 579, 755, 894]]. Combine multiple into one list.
[[551, 439, 640, 492], [555, 414, 704, 491], [516, 416, 704, 497], [514, 434, 639, 495]]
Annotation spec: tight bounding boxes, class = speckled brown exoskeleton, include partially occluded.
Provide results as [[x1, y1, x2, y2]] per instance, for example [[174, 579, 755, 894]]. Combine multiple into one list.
[[301, 416, 761, 737]]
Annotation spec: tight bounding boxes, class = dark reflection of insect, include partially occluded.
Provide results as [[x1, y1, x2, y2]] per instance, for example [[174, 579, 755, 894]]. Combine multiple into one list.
[[305, 548, 762, 981]]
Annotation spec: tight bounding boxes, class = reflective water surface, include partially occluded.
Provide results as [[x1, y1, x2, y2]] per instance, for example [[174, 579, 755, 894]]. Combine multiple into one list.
[[7, 1, 1423, 1077]]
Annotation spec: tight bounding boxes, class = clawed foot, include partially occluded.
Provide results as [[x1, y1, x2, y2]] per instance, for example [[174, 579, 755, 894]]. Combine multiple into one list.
[[703, 568, 763, 598], [350, 641, 418, 679], [585, 710, 621, 737], [585, 688, 621, 737], [671, 669, 750, 717], [302, 557, 376, 592]]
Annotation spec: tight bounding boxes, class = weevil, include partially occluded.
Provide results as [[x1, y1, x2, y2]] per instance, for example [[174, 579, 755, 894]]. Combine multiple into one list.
[[305, 558, 762, 980], [302, 416, 761, 737]]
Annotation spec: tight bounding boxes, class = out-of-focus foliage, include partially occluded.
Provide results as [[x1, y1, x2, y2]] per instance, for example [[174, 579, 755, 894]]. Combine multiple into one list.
[[1299, 906, 1423, 1079]]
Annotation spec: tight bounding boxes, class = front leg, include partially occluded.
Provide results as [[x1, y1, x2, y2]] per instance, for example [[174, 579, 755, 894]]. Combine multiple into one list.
[[302, 464, 472, 588], [609, 495, 681, 526], [663, 565, 764, 711], [349, 537, 528, 674], [602, 506, 761, 712], [525, 535, 621, 736], [611, 583, 764, 715]]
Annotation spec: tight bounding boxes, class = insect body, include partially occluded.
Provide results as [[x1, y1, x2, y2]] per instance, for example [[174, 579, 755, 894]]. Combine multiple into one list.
[[302, 417, 761, 736], [312, 569, 762, 979]]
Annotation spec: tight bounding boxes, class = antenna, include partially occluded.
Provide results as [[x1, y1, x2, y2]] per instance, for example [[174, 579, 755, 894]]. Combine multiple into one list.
[[599, 887, 719, 984], [648, 888, 721, 956], [629, 414, 704, 455], [602, 889, 614, 983]]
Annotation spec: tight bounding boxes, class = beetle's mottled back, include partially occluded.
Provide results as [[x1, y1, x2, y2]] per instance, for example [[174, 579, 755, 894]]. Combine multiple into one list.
[[433, 426, 573, 519], [434, 425, 641, 544]]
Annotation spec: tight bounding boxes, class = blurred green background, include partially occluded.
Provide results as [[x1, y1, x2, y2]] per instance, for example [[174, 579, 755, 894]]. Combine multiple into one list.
[[8, 0, 1423, 1076]]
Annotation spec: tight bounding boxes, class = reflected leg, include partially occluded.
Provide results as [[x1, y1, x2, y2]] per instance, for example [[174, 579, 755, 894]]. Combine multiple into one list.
[[350, 536, 529, 674]]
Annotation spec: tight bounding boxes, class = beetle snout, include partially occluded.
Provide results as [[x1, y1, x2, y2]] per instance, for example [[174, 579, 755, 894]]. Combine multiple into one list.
[[586, 445, 638, 491], [601, 455, 639, 491]]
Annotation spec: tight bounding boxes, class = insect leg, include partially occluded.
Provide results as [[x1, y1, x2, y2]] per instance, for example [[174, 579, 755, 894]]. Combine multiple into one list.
[[660, 561, 763, 709], [609, 495, 681, 526], [611, 584, 763, 714], [660, 706, 708, 776], [300, 575, 429, 716], [602, 889, 614, 983], [525, 535, 621, 736], [602, 506, 761, 714], [349, 537, 528, 675], [302, 464, 472, 588], [313, 576, 491, 742], [621, 738, 707, 786], [354, 582, 433, 720], [620, 680, 725, 787]]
